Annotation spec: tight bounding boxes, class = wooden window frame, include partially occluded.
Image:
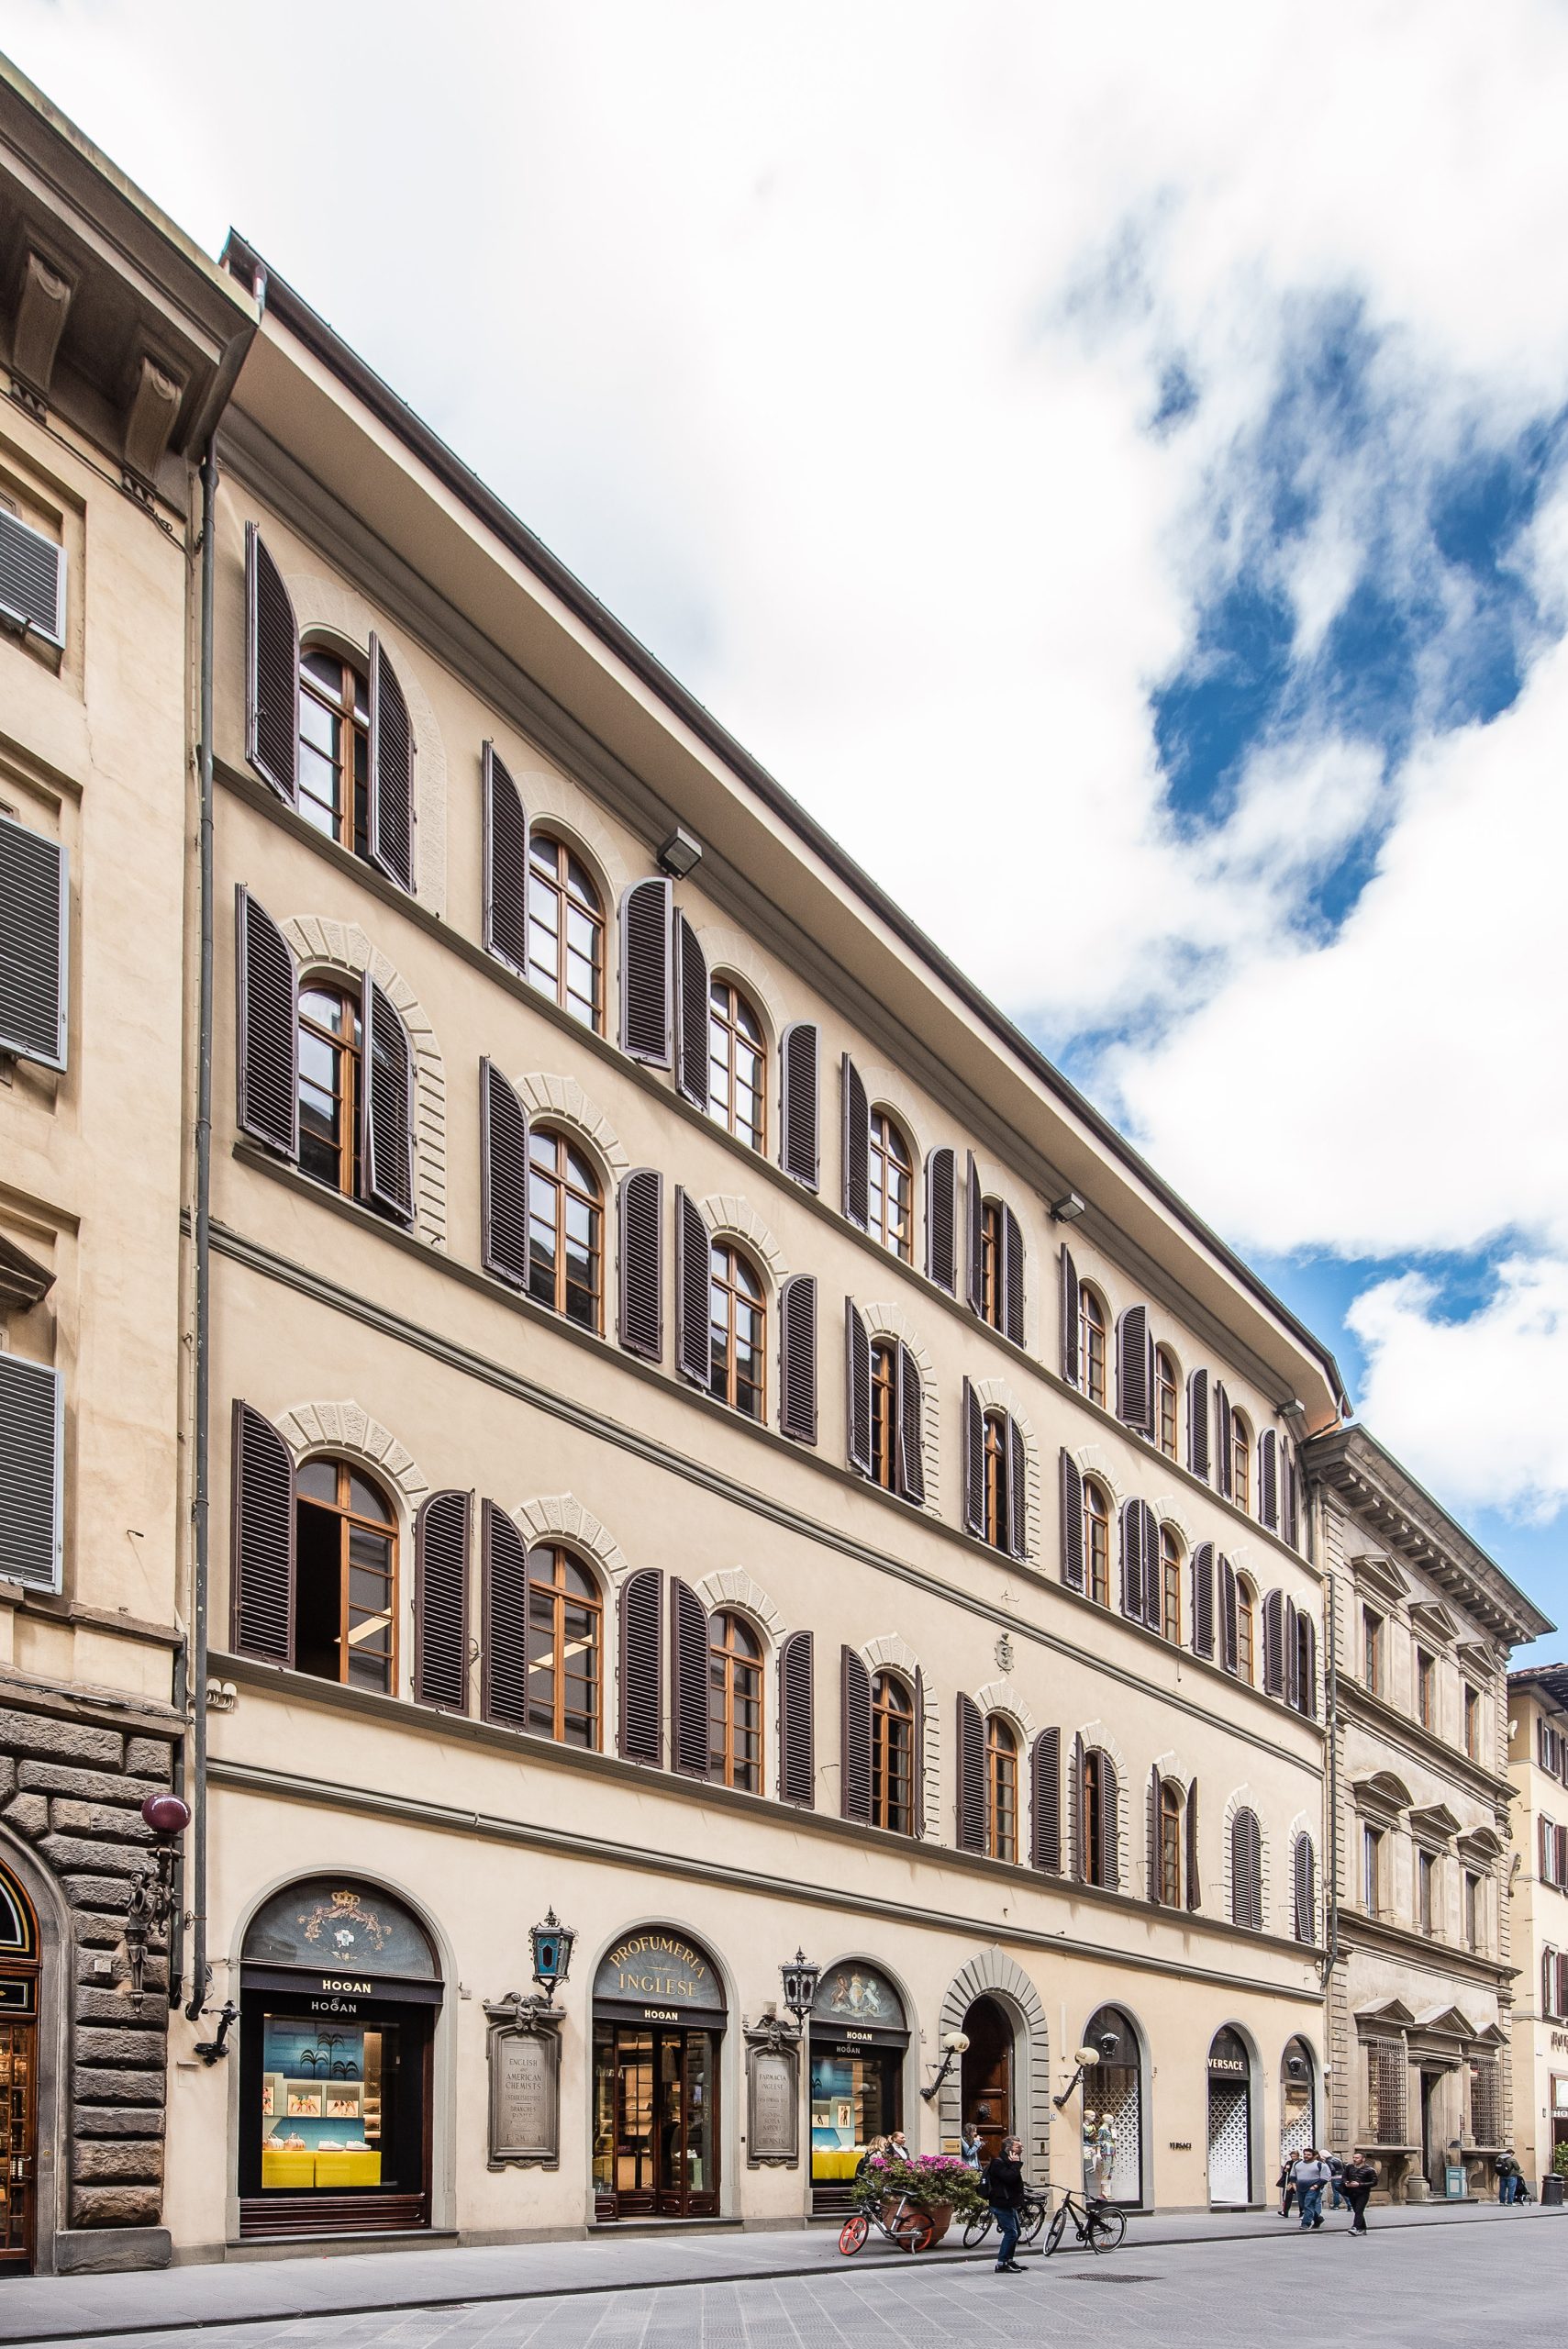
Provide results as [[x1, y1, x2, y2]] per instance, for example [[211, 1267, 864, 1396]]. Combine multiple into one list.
[[297, 978, 362, 1199], [708, 1242, 767, 1421], [985, 1715, 1018, 1863], [526, 1542, 603, 1748], [1084, 1478, 1110, 1608], [1237, 1580, 1256, 1684], [1416, 1648, 1435, 1731], [527, 1125, 604, 1330], [707, 976, 766, 1152], [983, 1409, 1008, 1552], [870, 1338, 897, 1493], [298, 643, 369, 856], [1079, 1286, 1107, 1408], [1418, 1847, 1436, 1936], [869, 1109, 914, 1263], [979, 1198, 1005, 1331], [1363, 1823, 1384, 1913], [1084, 1748, 1106, 1887], [708, 1609, 763, 1793], [871, 1670, 915, 1835], [1160, 1527, 1182, 1644], [1463, 1685, 1481, 1761], [1363, 1608, 1384, 1697], [1230, 1411, 1251, 1513], [1155, 1348, 1179, 1462], [1160, 1781, 1183, 1906], [527, 829, 605, 1031], [295, 1456, 396, 1694], [1463, 1867, 1482, 1952]]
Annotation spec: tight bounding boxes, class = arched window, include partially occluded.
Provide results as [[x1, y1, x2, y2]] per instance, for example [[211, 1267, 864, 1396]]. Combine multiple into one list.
[[1230, 1806, 1263, 1930], [298, 979, 362, 1196], [295, 1457, 396, 1692], [1161, 1781, 1183, 1906], [707, 977, 765, 1151], [1159, 1525, 1183, 1645], [871, 1671, 915, 1833], [986, 1716, 1018, 1862], [526, 1543, 602, 1747], [527, 1127, 603, 1329], [1237, 1576, 1257, 1685], [709, 1243, 766, 1419], [871, 1338, 897, 1490], [528, 830, 604, 1030], [708, 1609, 762, 1792], [1079, 1286, 1107, 1407], [869, 1110, 914, 1262], [1155, 1348, 1179, 1462], [1083, 1746, 1116, 1887], [1231, 1408, 1251, 1513], [1084, 1476, 1111, 1608], [983, 1411, 1006, 1550], [298, 644, 369, 855]]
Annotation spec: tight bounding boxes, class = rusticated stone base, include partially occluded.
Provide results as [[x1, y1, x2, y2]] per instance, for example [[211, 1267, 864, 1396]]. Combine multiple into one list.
[[53, 2224, 172, 2274]]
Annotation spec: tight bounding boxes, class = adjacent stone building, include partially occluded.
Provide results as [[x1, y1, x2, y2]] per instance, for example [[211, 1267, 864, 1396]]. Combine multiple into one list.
[[1506, 1661, 1568, 2190]]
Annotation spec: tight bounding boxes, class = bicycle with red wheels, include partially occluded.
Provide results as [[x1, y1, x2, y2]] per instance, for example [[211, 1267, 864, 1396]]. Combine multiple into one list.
[[838, 2187, 936, 2254]]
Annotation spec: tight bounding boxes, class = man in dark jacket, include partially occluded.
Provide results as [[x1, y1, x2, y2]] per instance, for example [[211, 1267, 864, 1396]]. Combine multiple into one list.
[[983, 2137, 1029, 2273], [1341, 2151, 1378, 2234]]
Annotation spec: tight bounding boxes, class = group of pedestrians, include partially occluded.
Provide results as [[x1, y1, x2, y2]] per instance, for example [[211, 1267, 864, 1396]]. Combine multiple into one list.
[[1277, 2147, 1379, 2234]]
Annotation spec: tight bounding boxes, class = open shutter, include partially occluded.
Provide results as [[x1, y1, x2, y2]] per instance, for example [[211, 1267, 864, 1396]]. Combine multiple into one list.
[[926, 1146, 957, 1293], [1262, 1590, 1284, 1697], [845, 1300, 872, 1475], [1002, 1208, 1025, 1346], [1284, 1596, 1300, 1709], [1060, 1449, 1084, 1589], [1120, 1501, 1145, 1621], [1547, 1949, 1557, 2020], [840, 1055, 870, 1226], [230, 1400, 295, 1662], [361, 974, 415, 1224], [413, 1488, 470, 1712], [482, 742, 528, 972], [670, 1577, 709, 1777], [962, 1378, 984, 1536], [895, 1342, 925, 1505], [1282, 1453, 1300, 1550], [965, 1154, 984, 1313], [1295, 1836, 1315, 1943], [1031, 1729, 1062, 1873], [1070, 1733, 1085, 1879], [0, 1355, 63, 1592], [779, 1275, 818, 1444], [481, 1499, 529, 1731], [1299, 1613, 1318, 1720], [1192, 1542, 1216, 1659], [367, 633, 415, 891], [1187, 1367, 1210, 1479], [1061, 1243, 1080, 1383], [1003, 1417, 1027, 1558], [912, 1666, 928, 1837], [779, 1630, 815, 1806], [480, 1058, 529, 1287], [674, 1186, 711, 1386], [1259, 1430, 1279, 1530], [0, 507, 66, 647], [956, 1693, 985, 1853], [1541, 1816, 1554, 1885], [1140, 1501, 1162, 1632], [779, 1021, 819, 1188], [1148, 1765, 1162, 1903], [0, 813, 68, 1070], [1219, 1555, 1239, 1675], [1099, 1753, 1120, 1888], [673, 911, 708, 1108], [618, 1568, 663, 1764], [244, 523, 297, 804], [1560, 1951, 1568, 2021], [1118, 1306, 1155, 1436], [1214, 1381, 1232, 1497], [619, 876, 672, 1063], [1185, 1778, 1201, 1910], [840, 1646, 872, 1822], [235, 886, 298, 1158], [617, 1169, 663, 1361]]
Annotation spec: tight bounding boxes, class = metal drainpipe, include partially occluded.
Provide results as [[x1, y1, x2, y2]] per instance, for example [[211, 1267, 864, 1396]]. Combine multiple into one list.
[[184, 441, 217, 2022]]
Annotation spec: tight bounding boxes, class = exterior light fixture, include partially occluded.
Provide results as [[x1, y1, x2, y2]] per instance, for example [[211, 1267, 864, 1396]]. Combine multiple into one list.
[[779, 1949, 821, 2030], [124, 1791, 191, 2004], [1050, 1193, 1086, 1223], [529, 1908, 577, 2006], [1055, 2032, 1118, 2111], [920, 2028, 971, 2103], [658, 828, 703, 877]]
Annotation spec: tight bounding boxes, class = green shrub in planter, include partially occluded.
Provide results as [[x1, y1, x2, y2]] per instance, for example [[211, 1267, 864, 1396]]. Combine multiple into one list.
[[1552, 2142, 1568, 2178]]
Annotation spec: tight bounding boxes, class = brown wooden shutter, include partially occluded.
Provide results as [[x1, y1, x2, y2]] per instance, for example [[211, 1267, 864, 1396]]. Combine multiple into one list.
[[367, 633, 415, 891], [1185, 1778, 1201, 1911], [965, 1153, 984, 1312], [1006, 1417, 1028, 1560], [1299, 1612, 1318, 1720], [1120, 1501, 1145, 1621], [1559, 1822, 1568, 1883], [236, 886, 298, 1159], [413, 1488, 470, 1712], [482, 742, 528, 973], [674, 1187, 711, 1386], [618, 1568, 663, 1764], [230, 1399, 295, 1662], [956, 1693, 985, 1853], [1545, 1948, 1557, 2020], [480, 1058, 529, 1288], [926, 1146, 957, 1292], [1559, 1951, 1568, 2021], [481, 1499, 529, 1731], [779, 1630, 815, 1806], [1262, 1590, 1285, 1697], [1147, 1765, 1162, 1904], [962, 1378, 984, 1536], [1031, 1729, 1062, 1872], [779, 1275, 818, 1444], [244, 523, 297, 804], [1060, 1448, 1084, 1588], [1140, 1501, 1162, 1632], [0, 1355, 62, 1592], [1061, 1243, 1080, 1383], [1540, 1815, 1553, 1885], [617, 1169, 663, 1361], [912, 1665, 928, 1836], [840, 1055, 869, 1226], [1284, 1596, 1300, 1709], [1233, 1809, 1262, 1929], [1214, 1381, 1232, 1497], [1099, 1752, 1120, 1887], [1002, 1207, 1025, 1346], [1117, 1305, 1154, 1435], [361, 974, 415, 1224], [673, 911, 709, 1108], [1259, 1430, 1279, 1530], [1294, 1834, 1315, 1943], [1070, 1732, 1085, 1879], [1282, 1448, 1299, 1548], [840, 1646, 872, 1822], [1192, 1542, 1216, 1659], [0, 811, 68, 1070], [620, 876, 672, 1063], [1219, 1554, 1239, 1675], [895, 1343, 925, 1505], [845, 1300, 872, 1475], [670, 1577, 709, 1777], [1187, 1367, 1210, 1479], [779, 1020, 819, 1188]]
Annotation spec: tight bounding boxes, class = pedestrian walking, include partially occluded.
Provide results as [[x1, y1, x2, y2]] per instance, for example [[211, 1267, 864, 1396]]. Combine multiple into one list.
[[1293, 2147, 1331, 2229], [1341, 2150, 1378, 2234], [1276, 2157, 1297, 2218], [983, 2135, 1030, 2273], [959, 2122, 984, 2167], [1325, 2150, 1346, 2210], [1493, 2149, 1523, 2205]]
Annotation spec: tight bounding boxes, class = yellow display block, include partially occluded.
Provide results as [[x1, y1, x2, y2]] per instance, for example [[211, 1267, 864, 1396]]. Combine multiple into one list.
[[313, 2150, 382, 2188], [261, 2150, 316, 2190], [811, 2146, 864, 2180]]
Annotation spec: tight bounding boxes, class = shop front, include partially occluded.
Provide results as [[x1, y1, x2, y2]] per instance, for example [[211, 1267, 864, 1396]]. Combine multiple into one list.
[[1083, 2005, 1143, 2206], [238, 1877, 442, 2239], [592, 1927, 725, 2221], [0, 1861, 39, 2271], [807, 1960, 909, 2211], [1207, 2027, 1254, 2207]]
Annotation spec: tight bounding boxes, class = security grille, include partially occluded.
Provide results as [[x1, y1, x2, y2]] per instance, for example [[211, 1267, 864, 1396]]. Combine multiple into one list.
[[1207, 2082, 1251, 2205]]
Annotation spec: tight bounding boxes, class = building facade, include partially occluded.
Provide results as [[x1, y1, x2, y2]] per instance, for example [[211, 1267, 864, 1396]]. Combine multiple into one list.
[[1507, 1663, 1568, 2191], [1306, 1430, 1547, 2199]]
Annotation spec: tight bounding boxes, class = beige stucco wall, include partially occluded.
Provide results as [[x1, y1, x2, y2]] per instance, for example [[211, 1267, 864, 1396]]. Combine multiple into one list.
[[1507, 1690, 1568, 2187]]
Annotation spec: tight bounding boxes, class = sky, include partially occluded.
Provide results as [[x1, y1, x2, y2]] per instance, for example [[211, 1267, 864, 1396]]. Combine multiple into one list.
[[6, 0, 1565, 1654]]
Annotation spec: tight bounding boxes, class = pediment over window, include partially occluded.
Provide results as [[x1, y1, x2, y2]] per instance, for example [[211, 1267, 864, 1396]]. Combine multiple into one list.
[[1354, 1998, 1415, 2031], [1407, 1802, 1462, 1843], [1456, 1641, 1496, 1678], [1410, 2004, 1478, 2043], [1457, 1826, 1504, 1862], [0, 1231, 54, 1308], [1353, 1769, 1414, 1819], [1351, 1553, 1408, 1608], [1408, 1600, 1458, 1646]]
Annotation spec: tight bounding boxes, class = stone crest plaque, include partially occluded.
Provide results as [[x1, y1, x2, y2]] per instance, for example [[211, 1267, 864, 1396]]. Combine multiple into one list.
[[484, 1995, 562, 2168], [744, 2021, 800, 2166]]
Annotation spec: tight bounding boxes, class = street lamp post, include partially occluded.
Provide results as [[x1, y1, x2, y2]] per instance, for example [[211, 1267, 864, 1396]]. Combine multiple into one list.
[[1053, 2028, 1120, 2112], [920, 2030, 971, 2105]]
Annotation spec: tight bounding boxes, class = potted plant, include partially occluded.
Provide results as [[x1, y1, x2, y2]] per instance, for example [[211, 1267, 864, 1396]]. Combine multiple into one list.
[[863, 2151, 989, 2246]]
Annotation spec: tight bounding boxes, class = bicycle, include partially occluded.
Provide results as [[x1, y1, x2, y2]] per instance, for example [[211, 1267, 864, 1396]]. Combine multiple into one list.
[[1042, 2184, 1127, 2254], [961, 2190, 1049, 2250], [838, 2186, 936, 2255]]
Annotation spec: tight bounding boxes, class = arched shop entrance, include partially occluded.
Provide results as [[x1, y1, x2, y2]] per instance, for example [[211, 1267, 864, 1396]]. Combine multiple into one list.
[[1280, 2037, 1317, 2167], [0, 1861, 39, 2271], [239, 1877, 441, 2239], [1084, 2004, 1143, 2206], [960, 1996, 1013, 2165], [808, 1960, 909, 2211], [1207, 2026, 1254, 2207], [592, 1927, 725, 2220]]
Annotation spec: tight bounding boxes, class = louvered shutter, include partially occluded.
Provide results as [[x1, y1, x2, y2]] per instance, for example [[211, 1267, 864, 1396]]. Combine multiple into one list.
[[1541, 1816, 1553, 1885], [1259, 1430, 1279, 1531], [1560, 1952, 1568, 2021], [1120, 1501, 1145, 1621], [845, 1300, 872, 1475], [1559, 1822, 1568, 1884], [926, 1146, 957, 1293], [0, 507, 65, 646], [620, 876, 672, 1063], [673, 911, 708, 1108], [670, 1577, 709, 1777], [618, 1568, 663, 1764], [1031, 1729, 1062, 1873], [1117, 1305, 1153, 1435], [779, 1630, 815, 1806], [1188, 1367, 1210, 1479], [1192, 1542, 1216, 1659], [1299, 1613, 1318, 1720], [367, 633, 415, 891], [956, 1693, 985, 1853], [1262, 1591, 1285, 1697], [413, 1488, 469, 1712], [1148, 1765, 1162, 1903], [1284, 1596, 1301, 1709], [617, 1169, 663, 1361], [235, 886, 297, 1158], [1006, 1417, 1028, 1559], [779, 1275, 818, 1444], [895, 1343, 925, 1504], [1099, 1753, 1120, 1888], [1061, 1244, 1080, 1383], [1219, 1555, 1239, 1675], [674, 1186, 711, 1386], [361, 974, 415, 1223], [480, 1058, 529, 1287], [840, 1646, 872, 1822], [243, 523, 297, 804], [840, 1055, 870, 1226], [481, 1499, 529, 1731], [779, 1021, 819, 1188], [962, 1378, 984, 1537], [230, 1400, 295, 1661], [1141, 1502, 1162, 1632], [482, 742, 528, 972], [966, 1153, 984, 1314], [1214, 1382, 1232, 1497], [1002, 1208, 1025, 1346], [0, 813, 68, 1070], [1070, 1732, 1085, 1879], [1060, 1449, 1084, 1589], [1233, 1809, 1261, 1929], [1185, 1779, 1201, 1910], [1295, 1835, 1316, 1943], [912, 1665, 928, 1836], [1282, 1452, 1299, 1549], [0, 1355, 63, 1591], [1545, 1949, 1557, 2020]]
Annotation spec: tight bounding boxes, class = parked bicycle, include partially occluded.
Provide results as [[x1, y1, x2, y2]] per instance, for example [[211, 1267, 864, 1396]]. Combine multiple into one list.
[[1042, 2183, 1127, 2254], [962, 2189, 1049, 2250], [838, 2186, 937, 2254]]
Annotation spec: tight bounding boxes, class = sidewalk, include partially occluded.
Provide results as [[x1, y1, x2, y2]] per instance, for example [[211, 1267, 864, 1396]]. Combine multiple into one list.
[[0, 2198, 1558, 2344]]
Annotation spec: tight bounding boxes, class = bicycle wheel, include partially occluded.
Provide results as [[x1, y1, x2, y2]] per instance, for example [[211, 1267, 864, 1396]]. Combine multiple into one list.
[[962, 2211, 994, 2249], [1044, 2202, 1069, 2255], [893, 2207, 935, 2254], [1087, 2205, 1127, 2253], [838, 2213, 868, 2255], [1019, 2199, 1048, 2244]]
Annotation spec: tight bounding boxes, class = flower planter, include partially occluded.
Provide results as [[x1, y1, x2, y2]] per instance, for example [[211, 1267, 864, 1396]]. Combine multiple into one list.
[[880, 2197, 952, 2246]]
